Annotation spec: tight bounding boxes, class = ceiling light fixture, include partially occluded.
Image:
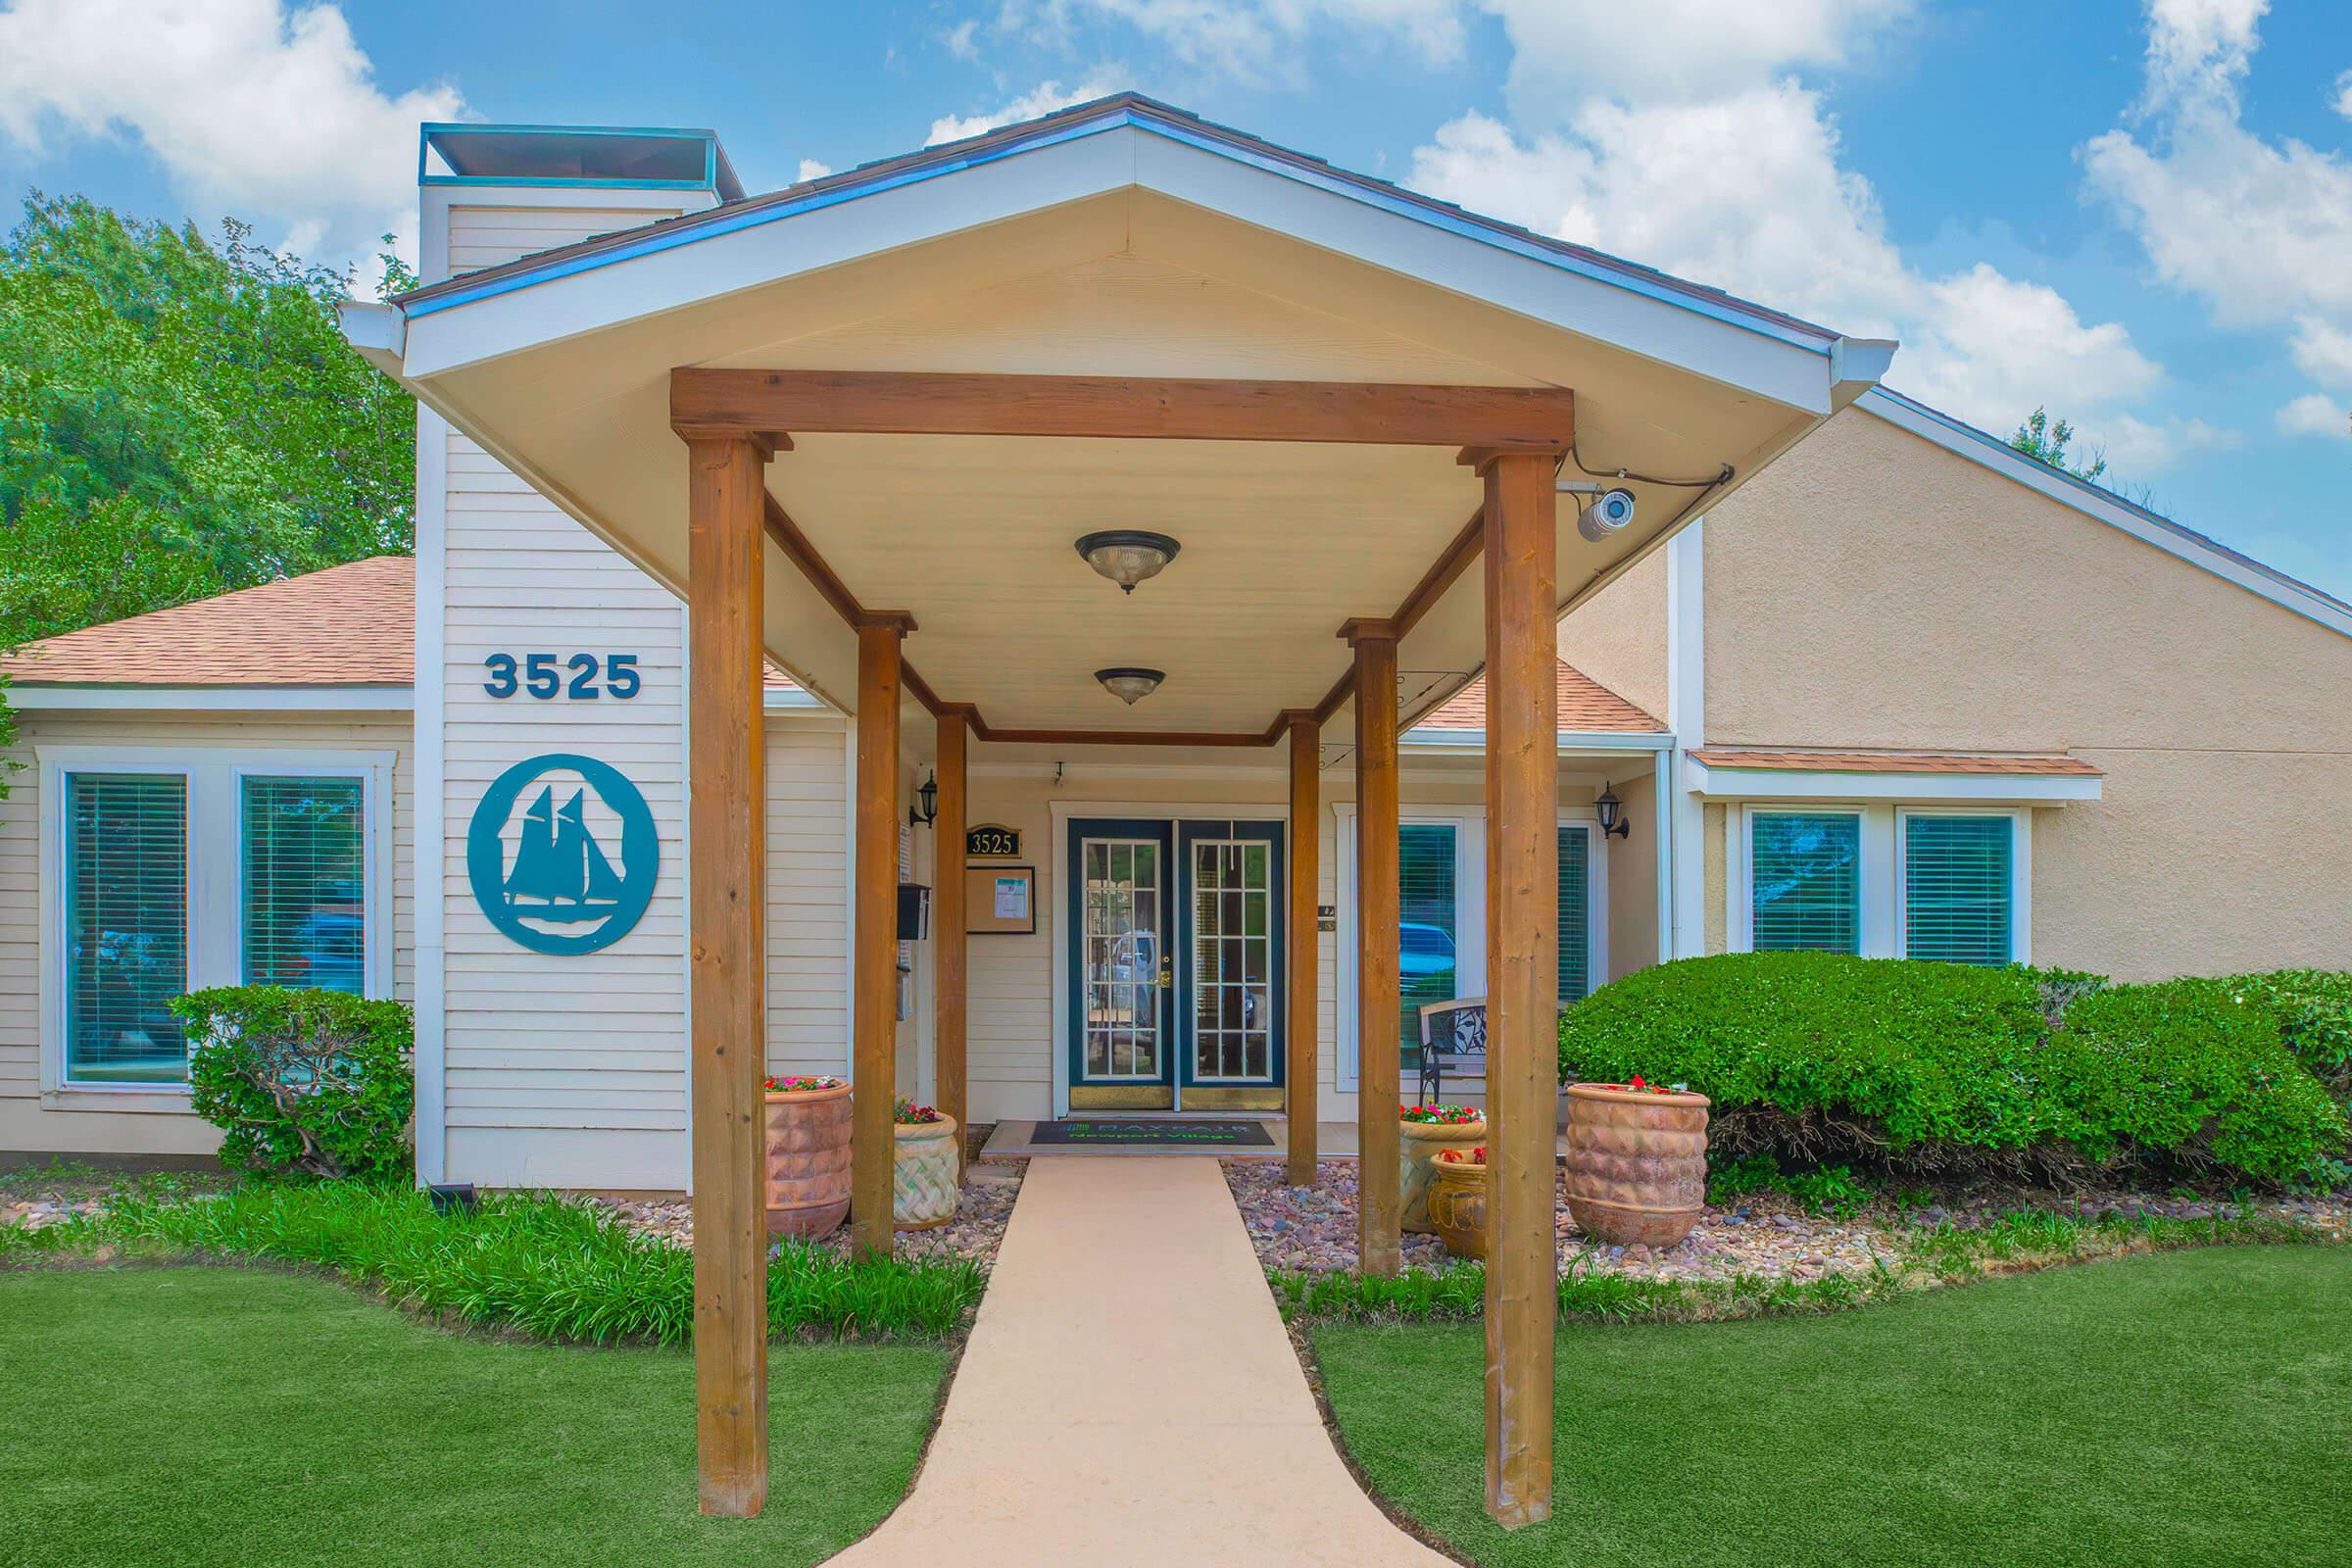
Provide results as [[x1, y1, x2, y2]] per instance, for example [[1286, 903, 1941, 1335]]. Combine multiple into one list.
[[1075, 530, 1182, 594], [1094, 667, 1165, 705]]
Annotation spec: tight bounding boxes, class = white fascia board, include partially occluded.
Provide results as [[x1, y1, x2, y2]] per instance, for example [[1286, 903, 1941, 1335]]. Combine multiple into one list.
[[1859, 388, 2352, 640], [762, 688, 830, 712], [1402, 729, 1675, 754], [336, 301, 405, 374], [7, 684, 414, 712], [1687, 759, 2102, 805]]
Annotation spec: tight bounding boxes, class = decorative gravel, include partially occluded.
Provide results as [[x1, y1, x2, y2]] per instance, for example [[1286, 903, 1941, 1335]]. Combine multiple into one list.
[[596, 1157, 1028, 1273], [1223, 1158, 2351, 1283], [3, 1195, 108, 1233]]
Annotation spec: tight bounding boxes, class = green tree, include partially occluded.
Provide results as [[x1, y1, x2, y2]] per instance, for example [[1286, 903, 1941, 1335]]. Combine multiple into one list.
[[0, 194, 416, 802], [2008, 406, 2108, 484]]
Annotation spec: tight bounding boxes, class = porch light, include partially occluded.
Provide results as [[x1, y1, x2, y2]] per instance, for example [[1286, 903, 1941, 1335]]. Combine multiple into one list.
[[909, 769, 938, 828], [1075, 530, 1181, 593], [1095, 666, 1165, 705], [1594, 782, 1632, 840]]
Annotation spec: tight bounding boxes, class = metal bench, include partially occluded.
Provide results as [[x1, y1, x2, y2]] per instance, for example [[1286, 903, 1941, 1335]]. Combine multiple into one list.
[[1415, 996, 1488, 1104]]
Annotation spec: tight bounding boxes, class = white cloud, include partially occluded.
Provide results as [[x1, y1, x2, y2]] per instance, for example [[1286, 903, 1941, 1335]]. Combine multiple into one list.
[[943, 19, 982, 61], [926, 74, 1128, 144], [989, 1, 1465, 86], [2290, 316, 2352, 388], [2277, 393, 2349, 439], [2079, 411, 2237, 474], [0, 0, 461, 269], [1473, 0, 1913, 112], [797, 159, 834, 182], [2334, 69, 2352, 120]]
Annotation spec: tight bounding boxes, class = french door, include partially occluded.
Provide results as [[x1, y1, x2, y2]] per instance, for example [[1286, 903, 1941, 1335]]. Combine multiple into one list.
[[1067, 816, 1287, 1112]]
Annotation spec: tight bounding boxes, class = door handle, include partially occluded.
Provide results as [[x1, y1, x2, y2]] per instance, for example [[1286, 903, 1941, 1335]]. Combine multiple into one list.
[[1155, 960, 1172, 989]]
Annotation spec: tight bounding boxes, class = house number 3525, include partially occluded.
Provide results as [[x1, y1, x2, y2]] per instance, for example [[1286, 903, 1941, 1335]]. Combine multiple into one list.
[[482, 652, 642, 700]]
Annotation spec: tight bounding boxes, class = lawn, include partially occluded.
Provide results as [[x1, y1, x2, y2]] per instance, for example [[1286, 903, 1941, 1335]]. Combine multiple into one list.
[[1312, 1246, 2351, 1568], [0, 1266, 948, 1568]]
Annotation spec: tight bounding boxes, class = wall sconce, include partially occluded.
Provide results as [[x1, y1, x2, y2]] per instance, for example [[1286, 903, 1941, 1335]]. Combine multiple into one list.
[[1594, 782, 1632, 840], [909, 769, 938, 828]]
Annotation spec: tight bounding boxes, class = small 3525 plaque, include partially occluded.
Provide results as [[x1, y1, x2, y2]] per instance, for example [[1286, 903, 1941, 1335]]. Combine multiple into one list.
[[965, 823, 1020, 858]]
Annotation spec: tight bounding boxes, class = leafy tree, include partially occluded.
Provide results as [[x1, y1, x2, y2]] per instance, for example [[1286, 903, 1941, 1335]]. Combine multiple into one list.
[[0, 194, 417, 802], [2008, 406, 2108, 483]]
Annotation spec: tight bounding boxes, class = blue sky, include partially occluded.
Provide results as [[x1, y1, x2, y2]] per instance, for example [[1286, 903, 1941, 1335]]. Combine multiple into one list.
[[1, 1, 2346, 600]]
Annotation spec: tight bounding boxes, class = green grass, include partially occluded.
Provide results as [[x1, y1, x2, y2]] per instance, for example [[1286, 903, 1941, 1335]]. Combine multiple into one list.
[[1, 1179, 984, 1343], [0, 1266, 947, 1568], [1311, 1246, 2352, 1568]]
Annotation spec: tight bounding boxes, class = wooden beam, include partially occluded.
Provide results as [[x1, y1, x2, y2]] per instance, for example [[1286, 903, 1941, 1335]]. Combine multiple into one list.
[[684, 436, 770, 1518], [852, 621, 905, 1260], [1348, 620, 1402, 1277], [934, 707, 970, 1181], [673, 369, 1574, 450], [1479, 451, 1559, 1529], [967, 721, 1278, 749], [1285, 711, 1321, 1186]]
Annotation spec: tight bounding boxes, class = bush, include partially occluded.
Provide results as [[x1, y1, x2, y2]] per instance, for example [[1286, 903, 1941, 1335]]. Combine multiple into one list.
[[2227, 969, 2352, 1100], [1558, 954, 2349, 1188], [172, 986, 415, 1180]]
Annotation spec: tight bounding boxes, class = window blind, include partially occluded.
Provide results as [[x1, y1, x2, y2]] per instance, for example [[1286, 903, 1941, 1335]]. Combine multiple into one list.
[[242, 775, 368, 994], [1750, 812, 1860, 955], [65, 773, 189, 1084], [1397, 823, 1459, 1066], [1556, 825, 1591, 1004], [1904, 814, 2013, 966]]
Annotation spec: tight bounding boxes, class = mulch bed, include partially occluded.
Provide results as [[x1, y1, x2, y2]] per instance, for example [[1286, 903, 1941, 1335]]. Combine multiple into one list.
[[597, 1158, 1028, 1272]]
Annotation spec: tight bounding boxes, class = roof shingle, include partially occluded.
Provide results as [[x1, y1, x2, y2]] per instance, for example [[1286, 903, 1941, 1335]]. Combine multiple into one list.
[[1414, 662, 1663, 734]]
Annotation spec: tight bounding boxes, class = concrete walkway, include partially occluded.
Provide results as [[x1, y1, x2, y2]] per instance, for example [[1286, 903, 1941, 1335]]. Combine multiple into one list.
[[826, 1156, 1450, 1566]]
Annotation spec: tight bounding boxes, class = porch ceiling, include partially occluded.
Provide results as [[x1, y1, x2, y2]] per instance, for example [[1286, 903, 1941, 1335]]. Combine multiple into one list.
[[390, 135, 1885, 731]]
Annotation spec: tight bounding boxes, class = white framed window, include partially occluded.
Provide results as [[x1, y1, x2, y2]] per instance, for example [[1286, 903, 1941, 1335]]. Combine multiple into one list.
[[38, 747, 396, 1097], [1728, 803, 2028, 964]]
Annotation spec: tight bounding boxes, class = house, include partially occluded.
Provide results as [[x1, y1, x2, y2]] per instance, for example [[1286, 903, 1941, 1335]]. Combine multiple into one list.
[[5, 96, 2348, 1518]]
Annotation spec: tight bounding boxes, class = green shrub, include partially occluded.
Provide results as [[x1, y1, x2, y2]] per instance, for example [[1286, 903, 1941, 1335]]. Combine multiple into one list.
[[172, 986, 415, 1180], [2226, 969, 2352, 1098], [1558, 954, 2348, 1188]]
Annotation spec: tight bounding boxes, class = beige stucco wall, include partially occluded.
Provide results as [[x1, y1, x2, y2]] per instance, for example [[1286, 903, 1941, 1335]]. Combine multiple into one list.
[[1558, 550, 1668, 720], [1700, 408, 2352, 977], [1604, 770, 1659, 977]]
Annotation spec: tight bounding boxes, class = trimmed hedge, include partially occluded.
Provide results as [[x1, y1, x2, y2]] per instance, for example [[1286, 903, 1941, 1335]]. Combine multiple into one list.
[[1557, 954, 2348, 1188], [173, 986, 414, 1180]]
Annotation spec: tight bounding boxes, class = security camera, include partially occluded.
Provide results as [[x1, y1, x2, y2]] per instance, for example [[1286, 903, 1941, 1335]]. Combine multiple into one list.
[[1576, 487, 1637, 543]]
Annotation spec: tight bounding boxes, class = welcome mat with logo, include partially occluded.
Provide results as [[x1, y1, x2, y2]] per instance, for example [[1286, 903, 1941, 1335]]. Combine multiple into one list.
[[1027, 1119, 1275, 1148]]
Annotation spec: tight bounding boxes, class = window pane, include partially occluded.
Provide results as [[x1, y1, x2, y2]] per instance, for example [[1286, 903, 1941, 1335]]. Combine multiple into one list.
[[1905, 815, 2013, 966], [66, 773, 189, 1084], [1750, 812, 1860, 955], [1398, 823, 1458, 1067], [1557, 826, 1591, 1004], [243, 776, 368, 993]]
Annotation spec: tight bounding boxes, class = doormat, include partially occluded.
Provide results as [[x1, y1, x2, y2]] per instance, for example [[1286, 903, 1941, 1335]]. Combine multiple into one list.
[[1029, 1118, 1275, 1148]]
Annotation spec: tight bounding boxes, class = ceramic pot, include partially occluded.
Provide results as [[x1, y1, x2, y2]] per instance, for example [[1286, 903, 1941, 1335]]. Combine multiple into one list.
[[1399, 1115, 1487, 1233], [893, 1114, 961, 1231], [1426, 1154, 1489, 1260], [764, 1084, 853, 1240], [1562, 1082, 1710, 1248]]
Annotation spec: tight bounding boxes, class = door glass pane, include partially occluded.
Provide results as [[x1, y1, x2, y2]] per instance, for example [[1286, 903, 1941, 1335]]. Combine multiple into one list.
[[1082, 837, 1160, 1079], [1750, 812, 1861, 954], [1398, 823, 1459, 1067], [243, 775, 368, 993], [1193, 838, 1274, 1081], [66, 773, 189, 1084], [1904, 815, 2013, 965], [1557, 825, 1592, 1004]]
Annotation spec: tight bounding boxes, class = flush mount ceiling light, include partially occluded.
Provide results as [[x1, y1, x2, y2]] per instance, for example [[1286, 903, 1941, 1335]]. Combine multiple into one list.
[[1075, 530, 1181, 594], [1094, 667, 1166, 705]]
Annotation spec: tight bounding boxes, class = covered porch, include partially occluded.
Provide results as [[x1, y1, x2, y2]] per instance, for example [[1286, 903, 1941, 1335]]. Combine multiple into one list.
[[360, 95, 1888, 1528]]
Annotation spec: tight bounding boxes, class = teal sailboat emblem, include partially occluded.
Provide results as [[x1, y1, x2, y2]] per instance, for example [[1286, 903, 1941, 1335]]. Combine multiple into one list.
[[504, 787, 625, 922]]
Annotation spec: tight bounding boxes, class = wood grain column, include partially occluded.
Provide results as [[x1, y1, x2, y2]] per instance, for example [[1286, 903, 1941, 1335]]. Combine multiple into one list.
[[685, 435, 771, 1519], [1478, 451, 1560, 1529], [852, 619, 906, 1260], [1345, 621, 1402, 1276], [934, 707, 971, 1180], [1284, 711, 1321, 1186]]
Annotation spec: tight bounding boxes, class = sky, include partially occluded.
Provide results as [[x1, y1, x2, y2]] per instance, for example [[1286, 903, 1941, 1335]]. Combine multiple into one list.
[[1, 0, 2347, 601]]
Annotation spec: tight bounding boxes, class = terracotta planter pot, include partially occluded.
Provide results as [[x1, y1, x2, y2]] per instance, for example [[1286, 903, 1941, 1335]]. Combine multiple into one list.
[[1399, 1116, 1487, 1233], [1426, 1155, 1489, 1260], [764, 1084, 853, 1240], [893, 1114, 961, 1231], [1562, 1081, 1710, 1249]]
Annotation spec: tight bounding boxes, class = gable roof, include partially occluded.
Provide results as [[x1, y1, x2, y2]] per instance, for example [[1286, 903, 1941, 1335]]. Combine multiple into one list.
[[1414, 662, 1663, 735]]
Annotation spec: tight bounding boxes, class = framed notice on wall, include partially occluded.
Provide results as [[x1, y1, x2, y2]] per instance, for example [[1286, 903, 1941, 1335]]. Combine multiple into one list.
[[966, 864, 1036, 935]]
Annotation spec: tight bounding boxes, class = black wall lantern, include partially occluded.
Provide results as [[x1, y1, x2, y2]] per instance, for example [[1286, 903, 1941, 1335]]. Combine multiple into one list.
[[1594, 782, 1632, 840], [909, 769, 938, 828]]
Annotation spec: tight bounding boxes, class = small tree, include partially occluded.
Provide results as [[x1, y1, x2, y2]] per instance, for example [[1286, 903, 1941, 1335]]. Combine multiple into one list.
[[173, 986, 415, 1180], [2009, 407, 2107, 483]]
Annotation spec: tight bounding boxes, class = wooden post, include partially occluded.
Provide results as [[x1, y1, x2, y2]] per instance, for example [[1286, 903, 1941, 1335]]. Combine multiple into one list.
[[852, 619, 906, 1259], [685, 436, 771, 1518], [1284, 711, 1321, 1186], [934, 707, 970, 1179], [1479, 451, 1559, 1528], [1346, 622, 1402, 1276]]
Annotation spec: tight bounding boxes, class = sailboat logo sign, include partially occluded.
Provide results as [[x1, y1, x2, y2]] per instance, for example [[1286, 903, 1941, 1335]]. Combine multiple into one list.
[[466, 754, 658, 955]]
